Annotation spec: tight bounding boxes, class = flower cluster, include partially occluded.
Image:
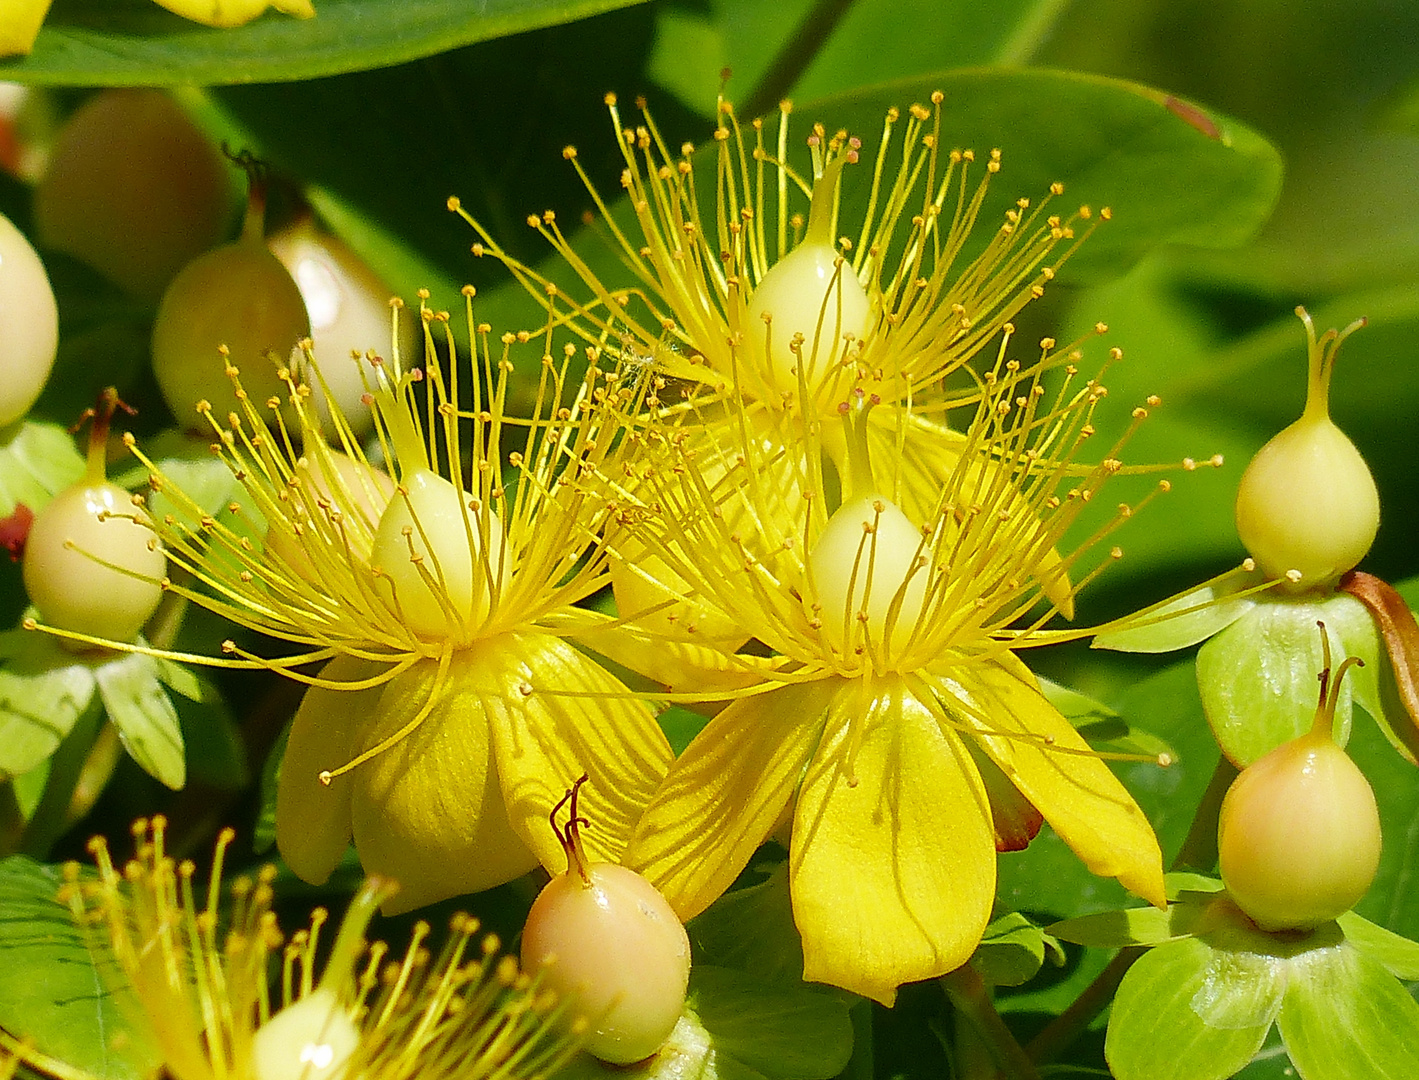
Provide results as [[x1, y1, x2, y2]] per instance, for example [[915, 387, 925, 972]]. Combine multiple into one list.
[[27, 91, 1198, 1006]]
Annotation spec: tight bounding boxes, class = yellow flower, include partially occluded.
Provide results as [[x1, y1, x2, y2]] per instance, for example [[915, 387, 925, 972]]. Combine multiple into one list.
[[35, 296, 671, 913], [452, 91, 1101, 546], [0, 817, 579, 1080], [607, 339, 1174, 1005]]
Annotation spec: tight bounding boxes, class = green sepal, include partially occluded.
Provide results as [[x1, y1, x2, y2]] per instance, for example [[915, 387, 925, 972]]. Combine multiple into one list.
[[0, 856, 162, 1080], [1276, 942, 1419, 1080], [1196, 591, 1381, 766], [93, 650, 185, 790], [969, 911, 1063, 987], [689, 862, 806, 989], [0, 420, 86, 518], [1336, 910, 1419, 980], [557, 965, 853, 1080], [1092, 565, 1262, 654], [1048, 874, 1221, 950], [0, 627, 103, 777]]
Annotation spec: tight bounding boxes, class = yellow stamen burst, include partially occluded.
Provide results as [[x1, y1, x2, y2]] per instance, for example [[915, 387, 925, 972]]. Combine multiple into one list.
[[42, 291, 647, 691], [616, 331, 1195, 682], [8, 817, 580, 1080], [454, 91, 1102, 418]]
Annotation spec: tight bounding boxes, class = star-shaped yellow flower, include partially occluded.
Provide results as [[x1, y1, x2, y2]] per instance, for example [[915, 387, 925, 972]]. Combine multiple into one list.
[[56, 296, 672, 913], [604, 345, 1170, 1004]]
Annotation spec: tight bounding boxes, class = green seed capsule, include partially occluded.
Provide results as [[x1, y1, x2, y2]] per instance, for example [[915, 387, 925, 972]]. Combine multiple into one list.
[[1234, 308, 1378, 591]]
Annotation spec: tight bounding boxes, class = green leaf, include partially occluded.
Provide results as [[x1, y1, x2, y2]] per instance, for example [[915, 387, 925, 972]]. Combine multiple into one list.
[[690, 967, 853, 1079], [10, 757, 50, 821], [6, 0, 649, 86], [806, 68, 1282, 278], [1337, 911, 1419, 981], [647, 0, 1069, 118], [689, 863, 805, 988], [93, 651, 185, 789], [0, 857, 161, 1080], [0, 421, 86, 518], [1276, 943, 1419, 1080], [970, 911, 1060, 987], [1105, 936, 1278, 1080], [1092, 565, 1261, 653], [0, 628, 99, 777], [1196, 591, 1380, 767]]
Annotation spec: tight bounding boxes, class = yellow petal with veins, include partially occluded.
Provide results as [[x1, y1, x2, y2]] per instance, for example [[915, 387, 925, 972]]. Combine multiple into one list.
[[791, 677, 996, 1005], [275, 654, 380, 886], [626, 679, 840, 920], [934, 653, 1166, 908], [349, 650, 537, 915], [483, 631, 672, 871]]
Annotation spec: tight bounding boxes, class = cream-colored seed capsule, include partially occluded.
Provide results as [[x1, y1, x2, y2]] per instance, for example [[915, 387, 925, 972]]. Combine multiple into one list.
[[1217, 639, 1382, 931], [744, 243, 871, 402], [249, 987, 359, 1080], [809, 494, 929, 657], [521, 777, 690, 1065], [23, 480, 166, 643], [369, 468, 506, 639], [0, 211, 59, 427]]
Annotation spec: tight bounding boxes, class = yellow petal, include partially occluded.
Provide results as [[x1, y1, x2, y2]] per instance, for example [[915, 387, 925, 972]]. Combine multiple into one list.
[[481, 632, 672, 870], [791, 677, 996, 1005], [276, 654, 379, 886], [149, 0, 312, 28], [626, 679, 840, 920], [937, 654, 1166, 907], [0, 0, 52, 57], [349, 651, 538, 915]]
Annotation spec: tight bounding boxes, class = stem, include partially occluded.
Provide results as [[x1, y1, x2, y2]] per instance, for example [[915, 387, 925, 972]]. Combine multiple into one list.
[[941, 966, 1041, 1080], [740, 0, 861, 119], [1024, 947, 1145, 1064], [1171, 755, 1237, 873]]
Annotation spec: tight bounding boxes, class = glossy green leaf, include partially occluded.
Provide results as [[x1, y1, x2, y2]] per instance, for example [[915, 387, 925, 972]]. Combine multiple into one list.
[[1276, 943, 1419, 1080], [689, 863, 805, 988], [0, 857, 160, 1080], [4, 0, 648, 86], [93, 649, 185, 789], [1195, 591, 1380, 766], [177, 675, 248, 788], [0, 421, 86, 519], [1106, 936, 1277, 1080], [808, 68, 1282, 278], [0, 627, 99, 776]]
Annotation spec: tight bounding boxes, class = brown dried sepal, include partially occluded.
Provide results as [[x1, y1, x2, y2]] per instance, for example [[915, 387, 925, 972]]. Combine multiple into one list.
[[1339, 570, 1419, 762]]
